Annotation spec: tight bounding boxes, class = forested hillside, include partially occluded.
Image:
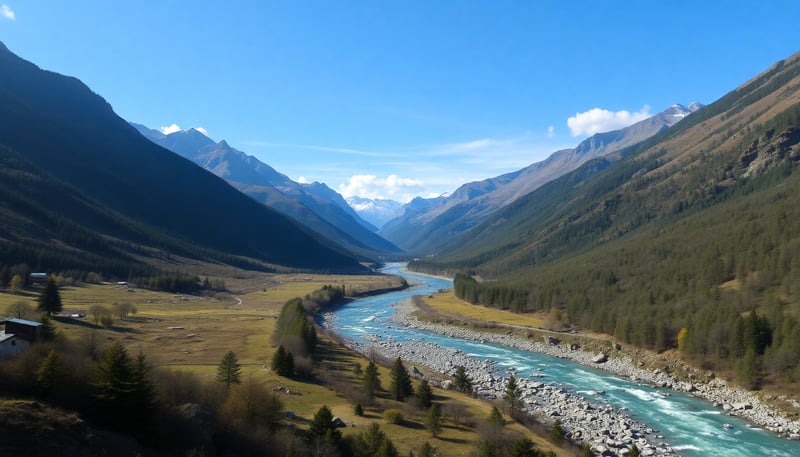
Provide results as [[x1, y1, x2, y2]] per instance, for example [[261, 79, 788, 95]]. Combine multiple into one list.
[[413, 52, 800, 388], [0, 41, 365, 281]]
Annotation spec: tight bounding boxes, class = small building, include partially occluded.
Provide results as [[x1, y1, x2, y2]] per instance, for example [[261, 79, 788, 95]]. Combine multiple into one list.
[[3, 318, 42, 342], [0, 318, 42, 358], [29, 272, 49, 284]]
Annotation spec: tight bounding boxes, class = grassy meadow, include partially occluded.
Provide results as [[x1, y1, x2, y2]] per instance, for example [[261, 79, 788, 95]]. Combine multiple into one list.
[[0, 273, 569, 457]]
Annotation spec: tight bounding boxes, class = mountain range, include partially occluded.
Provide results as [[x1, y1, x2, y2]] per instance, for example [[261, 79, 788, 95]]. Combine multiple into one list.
[[410, 51, 800, 384], [0, 41, 365, 276], [131, 125, 401, 257], [381, 103, 702, 253]]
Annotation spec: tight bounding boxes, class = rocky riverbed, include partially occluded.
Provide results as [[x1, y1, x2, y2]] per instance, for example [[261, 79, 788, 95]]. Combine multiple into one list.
[[338, 298, 800, 456]]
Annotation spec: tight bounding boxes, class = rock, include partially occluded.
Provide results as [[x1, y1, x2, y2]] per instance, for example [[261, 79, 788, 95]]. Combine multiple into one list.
[[592, 353, 608, 363], [613, 342, 622, 351], [732, 402, 752, 411], [546, 336, 561, 346]]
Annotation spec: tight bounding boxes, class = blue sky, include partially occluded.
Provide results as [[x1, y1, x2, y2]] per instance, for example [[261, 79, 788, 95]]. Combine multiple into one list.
[[2, 1, 799, 202]]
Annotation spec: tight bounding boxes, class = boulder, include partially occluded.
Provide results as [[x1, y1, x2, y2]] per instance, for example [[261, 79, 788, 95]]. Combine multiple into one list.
[[592, 353, 608, 363]]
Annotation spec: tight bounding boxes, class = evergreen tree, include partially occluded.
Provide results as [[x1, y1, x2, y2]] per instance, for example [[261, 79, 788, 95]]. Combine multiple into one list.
[[353, 423, 398, 457], [38, 315, 57, 341], [415, 379, 434, 409], [549, 418, 565, 445], [362, 360, 381, 400], [503, 375, 523, 416], [453, 365, 473, 394], [37, 278, 62, 316], [35, 349, 63, 395], [509, 438, 540, 457], [418, 442, 436, 457], [309, 404, 341, 444], [93, 341, 154, 429], [628, 444, 641, 457], [487, 406, 504, 428], [217, 350, 242, 389], [389, 357, 413, 401], [271, 345, 294, 376], [131, 351, 156, 421], [425, 403, 442, 437]]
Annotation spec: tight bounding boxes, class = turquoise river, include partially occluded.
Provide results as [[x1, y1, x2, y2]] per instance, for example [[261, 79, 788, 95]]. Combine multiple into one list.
[[321, 263, 798, 456]]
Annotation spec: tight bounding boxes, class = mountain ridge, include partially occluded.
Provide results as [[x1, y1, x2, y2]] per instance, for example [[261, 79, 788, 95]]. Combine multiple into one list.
[[381, 103, 701, 252], [0, 41, 365, 275], [133, 124, 400, 257]]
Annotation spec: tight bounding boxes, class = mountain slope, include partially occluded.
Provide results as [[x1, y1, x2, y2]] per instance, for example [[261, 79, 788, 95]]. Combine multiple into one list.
[[0, 41, 364, 274], [382, 104, 700, 252], [410, 52, 800, 381], [133, 125, 400, 256]]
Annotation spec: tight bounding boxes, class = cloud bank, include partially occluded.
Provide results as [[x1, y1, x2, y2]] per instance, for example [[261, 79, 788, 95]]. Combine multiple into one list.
[[338, 174, 424, 202], [567, 106, 650, 136], [1, 4, 15, 20]]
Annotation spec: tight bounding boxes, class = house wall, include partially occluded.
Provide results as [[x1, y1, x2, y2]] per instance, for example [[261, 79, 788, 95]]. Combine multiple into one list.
[[0, 336, 30, 358], [5, 321, 38, 342]]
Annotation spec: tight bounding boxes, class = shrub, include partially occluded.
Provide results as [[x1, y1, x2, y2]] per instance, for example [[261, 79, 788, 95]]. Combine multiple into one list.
[[383, 409, 403, 425]]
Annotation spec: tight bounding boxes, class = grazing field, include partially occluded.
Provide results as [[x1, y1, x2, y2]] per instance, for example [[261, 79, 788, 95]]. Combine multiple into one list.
[[0, 273, 567, 456]]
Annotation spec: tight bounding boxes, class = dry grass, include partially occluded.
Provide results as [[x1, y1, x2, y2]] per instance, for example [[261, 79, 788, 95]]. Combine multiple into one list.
[[422, 290, 547, 329], [0, 274, 569, 457]]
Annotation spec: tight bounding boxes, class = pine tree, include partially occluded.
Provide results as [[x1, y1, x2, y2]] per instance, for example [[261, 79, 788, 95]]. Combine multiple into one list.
[[418, 442, 435, 457], [217, 350, 242, 389], [453, 365, 473, 394], [415, 379, 434, 409], [425, 403, 442, 437], [309, 404, 341, 444], [503, 375, 523, 416], [271, 345, 294, 377], [37, 278, 62, 316], [35, 349, 63, 395], [628, 444, 641, 457], [549, 418, 565, 445], [487, 406, 504, 428], [354, 423, 398, 457], [362, 360, 381, 400], [389, 357, 413, 401], [509, 437, 539, 457], [38, 315, 57, 341]]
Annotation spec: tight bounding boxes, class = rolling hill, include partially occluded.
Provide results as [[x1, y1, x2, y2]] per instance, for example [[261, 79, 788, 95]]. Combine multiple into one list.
[[0, 41, 365, 277]]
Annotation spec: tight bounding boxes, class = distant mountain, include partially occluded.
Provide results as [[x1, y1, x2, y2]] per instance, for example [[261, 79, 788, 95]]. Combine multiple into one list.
[[0, 41, 365, 276], [346, 196, 405, 229], [411, 52, 800, 373], [381, 103, 702, 252], [133, 124, 400, 257]]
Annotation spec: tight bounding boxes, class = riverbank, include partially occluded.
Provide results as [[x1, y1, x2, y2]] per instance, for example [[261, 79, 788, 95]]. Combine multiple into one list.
[[370, 300, 800, 455]]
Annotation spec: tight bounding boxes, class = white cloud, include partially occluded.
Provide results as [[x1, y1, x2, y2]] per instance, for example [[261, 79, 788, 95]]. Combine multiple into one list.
[[567, 106, 651, 137], [159, 123, 181, 135], [1, 4, 15, 20], [338, 174, 425, 202], [297, 176, 308, 184], [547, 126, 555, 138], [195, 126, 209, 136]]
